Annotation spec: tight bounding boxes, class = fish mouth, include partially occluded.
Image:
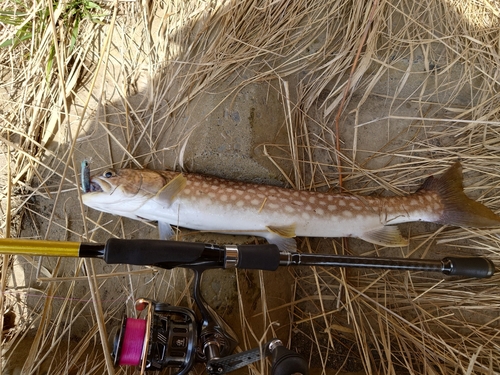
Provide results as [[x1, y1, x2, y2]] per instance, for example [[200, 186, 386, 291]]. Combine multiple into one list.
[[83, 177, 110, 194], [89, 180, 103, 192]]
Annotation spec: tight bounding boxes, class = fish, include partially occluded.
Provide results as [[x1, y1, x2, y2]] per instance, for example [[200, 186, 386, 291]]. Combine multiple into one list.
[[81, 162, 500, 251]]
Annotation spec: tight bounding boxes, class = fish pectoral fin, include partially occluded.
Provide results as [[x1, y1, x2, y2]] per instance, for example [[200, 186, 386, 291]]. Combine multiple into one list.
[[158, 221, 175, 240], [266, 224, 296, 238], [359, 226, 408, 247], [155, 173, 187, 207]]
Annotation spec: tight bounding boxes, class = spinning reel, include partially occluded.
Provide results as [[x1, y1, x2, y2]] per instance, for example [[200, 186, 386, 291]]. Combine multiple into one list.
[[111, 267, 308, 375]]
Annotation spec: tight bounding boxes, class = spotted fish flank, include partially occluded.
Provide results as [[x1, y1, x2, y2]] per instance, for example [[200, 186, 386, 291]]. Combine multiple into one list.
[[81, 162, 500, 251]]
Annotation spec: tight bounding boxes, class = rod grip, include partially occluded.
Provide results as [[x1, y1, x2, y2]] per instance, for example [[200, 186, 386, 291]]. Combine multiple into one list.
[[236, 244, 281, 270], [442, 257, 495, 278], [104, 239, 207, 267]]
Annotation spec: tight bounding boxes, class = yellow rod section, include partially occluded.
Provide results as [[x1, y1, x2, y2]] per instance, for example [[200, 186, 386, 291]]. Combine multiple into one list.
[[0, 239, 80, 257]]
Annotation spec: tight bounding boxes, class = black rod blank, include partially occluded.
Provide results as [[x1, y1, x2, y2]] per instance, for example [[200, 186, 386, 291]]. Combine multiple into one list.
[[276, 252, 495, 278]]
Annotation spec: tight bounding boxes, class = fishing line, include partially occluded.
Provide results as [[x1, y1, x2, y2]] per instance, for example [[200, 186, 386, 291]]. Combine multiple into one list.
[[117, 318, 147, 366]]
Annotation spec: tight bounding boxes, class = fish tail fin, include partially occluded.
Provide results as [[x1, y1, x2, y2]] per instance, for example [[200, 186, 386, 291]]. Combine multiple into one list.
[[420, 162, 500, 227]]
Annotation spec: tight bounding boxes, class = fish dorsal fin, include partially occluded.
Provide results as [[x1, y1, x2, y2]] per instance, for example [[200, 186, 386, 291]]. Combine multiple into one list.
[[266, 224, 296, 238], [154, 173, 187, 207], [359, 226, 408, 247]]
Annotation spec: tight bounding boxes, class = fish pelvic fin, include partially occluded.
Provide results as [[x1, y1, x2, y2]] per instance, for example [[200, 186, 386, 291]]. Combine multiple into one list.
[[265, 224, 297, 251], [266, 236, 298, 252], [420, 162, 500, 227], [154, 173, 187, 207], [266, 224, 296, 238], [359, 226, 409, 247]]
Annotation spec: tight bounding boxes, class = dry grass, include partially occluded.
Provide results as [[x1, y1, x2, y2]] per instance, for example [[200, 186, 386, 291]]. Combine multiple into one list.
[[1, 0, 500, 374]]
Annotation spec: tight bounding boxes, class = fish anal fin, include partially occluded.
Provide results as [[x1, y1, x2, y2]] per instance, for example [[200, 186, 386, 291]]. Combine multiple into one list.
[[155, 173, 187, 207], [420, 162, 500, 227], [359, 226, 408, 247], [266, 224, 296, 238]]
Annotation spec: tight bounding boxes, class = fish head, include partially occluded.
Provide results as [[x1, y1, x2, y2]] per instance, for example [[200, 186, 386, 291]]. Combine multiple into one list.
[[82, 168, 167, 218]]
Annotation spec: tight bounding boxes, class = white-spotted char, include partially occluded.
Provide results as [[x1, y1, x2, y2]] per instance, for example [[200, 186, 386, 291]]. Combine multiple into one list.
[[81, 162, 500, 251]]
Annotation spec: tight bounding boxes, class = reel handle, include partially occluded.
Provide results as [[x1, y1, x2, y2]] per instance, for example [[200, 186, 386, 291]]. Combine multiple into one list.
[[270, 341, 309, 375]]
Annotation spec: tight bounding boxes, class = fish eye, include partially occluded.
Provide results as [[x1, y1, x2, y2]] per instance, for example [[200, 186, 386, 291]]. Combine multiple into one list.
[[103, 170, 115, 178]]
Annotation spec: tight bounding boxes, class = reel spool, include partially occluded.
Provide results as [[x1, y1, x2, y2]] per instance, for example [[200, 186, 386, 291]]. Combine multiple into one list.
[[112, 298, 198, 374]]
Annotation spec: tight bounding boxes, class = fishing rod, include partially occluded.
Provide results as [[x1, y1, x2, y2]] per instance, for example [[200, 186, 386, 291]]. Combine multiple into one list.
[[0, 238, 495, 375], [0, 238, 494, 278]]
